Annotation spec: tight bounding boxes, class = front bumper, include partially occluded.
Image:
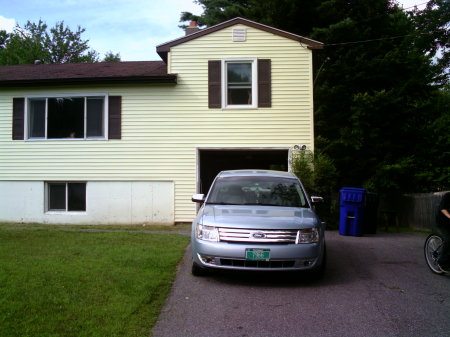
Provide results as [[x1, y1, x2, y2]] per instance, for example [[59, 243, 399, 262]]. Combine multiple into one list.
[[192, 238, 325, 271]]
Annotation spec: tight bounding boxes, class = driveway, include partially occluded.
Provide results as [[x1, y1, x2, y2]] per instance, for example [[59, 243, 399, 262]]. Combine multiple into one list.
[[152, 231, 450, 337]]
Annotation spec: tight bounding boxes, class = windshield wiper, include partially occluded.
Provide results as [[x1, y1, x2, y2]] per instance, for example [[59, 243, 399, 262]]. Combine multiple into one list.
[[206, 202, 240, 205], [239, 203, 276, 206]]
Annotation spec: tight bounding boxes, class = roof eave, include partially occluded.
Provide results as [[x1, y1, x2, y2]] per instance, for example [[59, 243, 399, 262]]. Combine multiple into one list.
[[156, 17, 324, 61], [0, 75, 178, 87]]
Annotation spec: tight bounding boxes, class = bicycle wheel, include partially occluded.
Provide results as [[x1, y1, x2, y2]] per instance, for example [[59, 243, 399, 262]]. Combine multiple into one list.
[[424, 234, 444, 275]]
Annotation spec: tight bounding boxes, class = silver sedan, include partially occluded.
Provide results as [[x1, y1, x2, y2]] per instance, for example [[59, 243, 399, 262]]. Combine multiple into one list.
[[191, 170, 326, 278]]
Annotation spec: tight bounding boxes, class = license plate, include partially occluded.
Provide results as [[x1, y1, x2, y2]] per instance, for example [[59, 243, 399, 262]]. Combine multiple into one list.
[[246, 248, 270, 261]]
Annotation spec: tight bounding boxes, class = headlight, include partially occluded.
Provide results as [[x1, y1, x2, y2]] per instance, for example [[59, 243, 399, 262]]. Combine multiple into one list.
[[296, 228, 319, 244], [196, 224, 219, 242]]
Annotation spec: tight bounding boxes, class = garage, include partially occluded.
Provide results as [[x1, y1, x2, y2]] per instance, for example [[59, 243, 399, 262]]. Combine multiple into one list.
[[197, 148, 289, 194]]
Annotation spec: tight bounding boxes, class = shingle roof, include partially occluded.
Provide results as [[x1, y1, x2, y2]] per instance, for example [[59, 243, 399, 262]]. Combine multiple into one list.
[[0, 61, 177, 86], [157, 17, 323, 62], [0, 17, 322, 86]]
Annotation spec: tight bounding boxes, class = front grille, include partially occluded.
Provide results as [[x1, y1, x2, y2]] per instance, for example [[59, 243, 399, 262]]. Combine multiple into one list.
[[218, 228, 298, 243], [220, 258, 296, 268]]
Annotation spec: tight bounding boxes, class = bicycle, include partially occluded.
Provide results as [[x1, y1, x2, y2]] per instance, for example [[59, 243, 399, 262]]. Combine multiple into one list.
[[424, 233, 448, 275]]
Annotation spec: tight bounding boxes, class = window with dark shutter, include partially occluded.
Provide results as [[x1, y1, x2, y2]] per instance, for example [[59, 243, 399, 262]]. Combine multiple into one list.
[[208, 59, 271, 109], [108, 96, 121, 139], [12, 98, 25, 140], [258, 59, 271, 108], [24, 95, 108, 140], [208, 60, 222, 108]]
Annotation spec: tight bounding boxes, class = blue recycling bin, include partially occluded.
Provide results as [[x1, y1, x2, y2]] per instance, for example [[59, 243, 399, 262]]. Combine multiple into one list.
[[339, 187, 366, 236]]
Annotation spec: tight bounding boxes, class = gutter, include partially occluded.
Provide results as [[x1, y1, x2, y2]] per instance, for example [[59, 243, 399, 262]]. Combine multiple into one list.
[[0, 75, 178, 87]]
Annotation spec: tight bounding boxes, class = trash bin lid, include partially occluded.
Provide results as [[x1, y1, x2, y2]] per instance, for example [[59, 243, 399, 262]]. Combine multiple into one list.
[[340, 187, 366, 203]]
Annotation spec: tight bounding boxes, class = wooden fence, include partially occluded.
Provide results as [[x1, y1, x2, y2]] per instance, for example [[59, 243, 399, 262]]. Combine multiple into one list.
[[392, 192, 449, 230]]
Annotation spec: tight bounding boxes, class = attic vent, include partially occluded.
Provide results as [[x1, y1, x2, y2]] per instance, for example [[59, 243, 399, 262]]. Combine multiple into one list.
[[233, 28, 246, 42]]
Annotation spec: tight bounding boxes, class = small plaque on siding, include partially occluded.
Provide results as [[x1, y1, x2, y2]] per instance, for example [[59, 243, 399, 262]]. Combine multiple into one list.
[[233, 28, 246, 42]]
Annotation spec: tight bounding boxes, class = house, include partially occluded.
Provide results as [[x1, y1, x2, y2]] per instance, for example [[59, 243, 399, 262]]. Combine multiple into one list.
[[0, 17, 323, 225]]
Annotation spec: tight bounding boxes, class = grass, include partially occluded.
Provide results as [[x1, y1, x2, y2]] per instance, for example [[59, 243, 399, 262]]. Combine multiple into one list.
[[0, 224, 190, 337], [0, 222, 191, 233]]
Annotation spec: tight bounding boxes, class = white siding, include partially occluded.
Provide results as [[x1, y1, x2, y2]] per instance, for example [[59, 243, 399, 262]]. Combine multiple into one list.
[[0, 24, 315, 223]]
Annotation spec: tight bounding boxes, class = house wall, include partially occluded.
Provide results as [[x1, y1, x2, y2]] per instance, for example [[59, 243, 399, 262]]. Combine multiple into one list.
[[0, 24, 315, 224], [0, 181, 173, 224], [167, 24, 315, 219]]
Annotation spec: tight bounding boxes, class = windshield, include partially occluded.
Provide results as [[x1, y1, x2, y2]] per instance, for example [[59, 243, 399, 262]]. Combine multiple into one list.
[[206, 176, 308, 207]]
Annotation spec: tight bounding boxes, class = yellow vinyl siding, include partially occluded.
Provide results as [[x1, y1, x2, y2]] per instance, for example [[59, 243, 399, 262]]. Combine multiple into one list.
[[166, 25, 314, 221], [0, 24, 315, 222]]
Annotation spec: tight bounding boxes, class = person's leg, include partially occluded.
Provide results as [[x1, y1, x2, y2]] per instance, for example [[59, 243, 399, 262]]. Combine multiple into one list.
[[438, 225, 450, 269]]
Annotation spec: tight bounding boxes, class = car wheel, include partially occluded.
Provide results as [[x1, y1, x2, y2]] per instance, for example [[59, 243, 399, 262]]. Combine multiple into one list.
[[191, 261, 209, 276]]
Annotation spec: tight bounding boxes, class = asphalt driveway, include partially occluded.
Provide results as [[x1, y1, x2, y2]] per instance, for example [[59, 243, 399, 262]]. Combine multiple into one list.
[[152, 231, 450, 337]]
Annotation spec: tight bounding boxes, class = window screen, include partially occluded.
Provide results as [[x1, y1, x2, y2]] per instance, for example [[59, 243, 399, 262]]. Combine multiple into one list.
[[29, 99, 46, 138], [68, 183, 86, 211], [227, 62, 252, 105], [86, 98, 104, 137], [48, 183, 66, 211]]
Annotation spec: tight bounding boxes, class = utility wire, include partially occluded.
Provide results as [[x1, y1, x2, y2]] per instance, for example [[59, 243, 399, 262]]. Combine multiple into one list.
[[324, 32, 433, 47], [403, 1, 430, 10]]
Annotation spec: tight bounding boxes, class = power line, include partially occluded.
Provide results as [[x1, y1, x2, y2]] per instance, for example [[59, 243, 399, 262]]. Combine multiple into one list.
[[322, 1, 437, 47], [403, 1, 430, 10], [324, 32, 432, 47]]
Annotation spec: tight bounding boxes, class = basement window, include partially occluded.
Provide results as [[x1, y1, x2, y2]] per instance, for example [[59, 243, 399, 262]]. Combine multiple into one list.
[[47, 182, 86, 212], [27, 95, 106, 140]]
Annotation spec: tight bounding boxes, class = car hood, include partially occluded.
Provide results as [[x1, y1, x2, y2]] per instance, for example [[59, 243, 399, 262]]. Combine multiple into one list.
[[199, 204, 319, 229]]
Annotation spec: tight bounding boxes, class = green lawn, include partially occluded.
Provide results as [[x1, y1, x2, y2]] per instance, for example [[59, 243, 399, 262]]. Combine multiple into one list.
[[0, 224, 190, 337]]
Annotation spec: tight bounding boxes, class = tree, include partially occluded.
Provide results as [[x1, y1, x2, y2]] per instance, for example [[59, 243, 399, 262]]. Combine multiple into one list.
[[0, 20, 48, 65], [180, 0, 322, 37], [180, 0, 253, 27], [291, 148, 338, 226], [180, 0, 449, 193], [310, 0, 448, 193], [102, 51, 121, 62], [0, 20, 106, 65], [411, 86, 450, 191], [408, 0, 449, 85]]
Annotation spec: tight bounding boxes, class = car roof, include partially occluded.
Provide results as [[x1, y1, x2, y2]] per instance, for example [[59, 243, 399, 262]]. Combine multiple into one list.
[[217, 170, 297, 179]]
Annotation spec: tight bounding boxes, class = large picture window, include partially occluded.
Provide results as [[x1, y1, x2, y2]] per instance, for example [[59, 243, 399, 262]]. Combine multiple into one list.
[[222, 59, 257, 109], [47, 182, 86, 212], [27, 96, 106, 139]]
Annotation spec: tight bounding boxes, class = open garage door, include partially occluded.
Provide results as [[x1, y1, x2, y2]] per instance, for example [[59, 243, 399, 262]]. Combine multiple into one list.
[[198, 148, 289, 194]]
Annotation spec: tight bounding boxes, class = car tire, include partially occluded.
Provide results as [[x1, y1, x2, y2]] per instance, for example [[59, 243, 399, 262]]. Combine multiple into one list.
[[191, 261, 209, 276]]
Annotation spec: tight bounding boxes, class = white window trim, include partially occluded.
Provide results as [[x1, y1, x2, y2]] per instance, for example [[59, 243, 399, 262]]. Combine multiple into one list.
[[221, 58, 258, 109], [25, 93, 109, 141]]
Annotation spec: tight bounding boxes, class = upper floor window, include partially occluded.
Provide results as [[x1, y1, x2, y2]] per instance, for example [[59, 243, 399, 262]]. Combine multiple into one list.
[[208, 59, 271, 109], [27, 95, 106, 140], [222, 59, 257, 109]]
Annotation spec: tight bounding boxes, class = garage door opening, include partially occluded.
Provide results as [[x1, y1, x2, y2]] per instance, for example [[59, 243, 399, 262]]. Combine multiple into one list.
[[198, 148, 289, 194]]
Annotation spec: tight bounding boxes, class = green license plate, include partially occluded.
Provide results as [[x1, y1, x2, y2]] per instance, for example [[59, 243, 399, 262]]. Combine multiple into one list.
[[246, 248, 270, 261]]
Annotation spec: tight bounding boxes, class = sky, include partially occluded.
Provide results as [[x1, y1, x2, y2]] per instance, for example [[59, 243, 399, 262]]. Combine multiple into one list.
[[0, 0, 429, 62]]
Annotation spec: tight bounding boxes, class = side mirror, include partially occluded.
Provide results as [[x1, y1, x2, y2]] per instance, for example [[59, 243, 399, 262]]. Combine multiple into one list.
[[311, 196, 324, 203], [192, 194, 205, 203]]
